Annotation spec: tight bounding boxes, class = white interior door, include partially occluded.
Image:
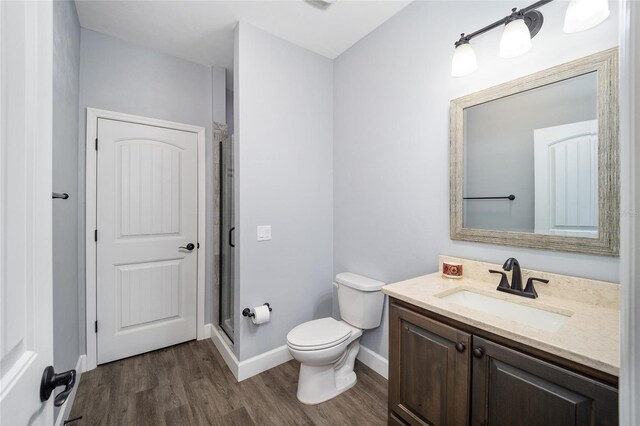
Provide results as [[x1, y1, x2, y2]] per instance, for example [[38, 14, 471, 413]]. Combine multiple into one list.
[[534, 120, 598, 237], [0, 1, 55, 424], [96, 118, 198, 364]]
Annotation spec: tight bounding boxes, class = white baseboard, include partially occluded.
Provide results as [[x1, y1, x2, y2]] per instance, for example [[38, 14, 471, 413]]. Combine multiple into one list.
[[199, 322, 213, 339], [210, 324, 292, 382], [357, 345, 388, 379], [210, 324, 240, 380], [210, 324, 387, 382], [237, 345, 292, 382], [55, 354, 86, 426]]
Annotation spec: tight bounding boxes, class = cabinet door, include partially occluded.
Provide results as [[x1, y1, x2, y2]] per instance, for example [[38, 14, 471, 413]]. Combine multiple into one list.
[[389, 304, 471, 426], [471, 337, 618, 426]]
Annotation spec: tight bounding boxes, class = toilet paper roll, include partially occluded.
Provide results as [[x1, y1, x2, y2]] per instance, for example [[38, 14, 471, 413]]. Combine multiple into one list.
[[251, 305, 271, 325]]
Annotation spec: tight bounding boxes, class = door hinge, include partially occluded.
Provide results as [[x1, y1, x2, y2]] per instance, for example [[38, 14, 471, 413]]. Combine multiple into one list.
[[95, 138, 98, 151], [94, 229, 98, 242], [94, 321, 98, 333]]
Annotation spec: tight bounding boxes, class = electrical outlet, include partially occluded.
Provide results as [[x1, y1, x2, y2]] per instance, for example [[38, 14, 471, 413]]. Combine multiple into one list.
[[257, 225, 271, 241]]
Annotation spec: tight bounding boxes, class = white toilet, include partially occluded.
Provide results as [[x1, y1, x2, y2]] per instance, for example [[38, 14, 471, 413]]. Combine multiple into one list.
[[286, 272, 385, 405]]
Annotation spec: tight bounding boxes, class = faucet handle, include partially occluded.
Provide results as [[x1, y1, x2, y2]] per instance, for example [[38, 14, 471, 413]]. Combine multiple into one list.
[[489, 269, 510, 290], [523, 277, 549, 299]]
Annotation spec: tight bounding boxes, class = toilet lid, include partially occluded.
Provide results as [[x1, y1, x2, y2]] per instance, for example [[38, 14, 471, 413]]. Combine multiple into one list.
[[287, 318, 352, 350]]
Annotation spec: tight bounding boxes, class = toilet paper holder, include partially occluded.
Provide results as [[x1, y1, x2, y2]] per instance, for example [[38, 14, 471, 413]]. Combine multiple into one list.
[[242, 303, 272, 318]]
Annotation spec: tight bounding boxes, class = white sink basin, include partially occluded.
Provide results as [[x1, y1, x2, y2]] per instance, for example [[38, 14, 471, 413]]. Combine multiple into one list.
[[438, 289, 572, 332]]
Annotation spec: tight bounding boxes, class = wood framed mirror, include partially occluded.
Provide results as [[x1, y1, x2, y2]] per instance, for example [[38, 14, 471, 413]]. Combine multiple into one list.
[[450, 48, 618, 256]]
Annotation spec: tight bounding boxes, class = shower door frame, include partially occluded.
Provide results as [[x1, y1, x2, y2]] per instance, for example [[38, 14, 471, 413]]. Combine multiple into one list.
[[218, 134, 235, 342]]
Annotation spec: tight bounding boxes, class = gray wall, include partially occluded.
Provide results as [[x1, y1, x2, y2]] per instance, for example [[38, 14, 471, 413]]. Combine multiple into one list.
[[464, 72, 597, 232], [53, 0, 80, 377], [235, 22, 333, 361], [226, 89, 234, 135], [333, 0, 619, 360], [77, 29, 215, 353], [212, 67, 227, 124]]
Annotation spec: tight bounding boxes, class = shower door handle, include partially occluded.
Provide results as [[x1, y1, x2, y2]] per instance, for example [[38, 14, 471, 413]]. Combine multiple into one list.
[[229, 227, 235, 248]]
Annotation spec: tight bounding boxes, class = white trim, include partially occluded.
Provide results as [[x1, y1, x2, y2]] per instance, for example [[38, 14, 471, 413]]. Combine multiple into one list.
[[196, 117, 207, 342], [619, 1, 639, 424], [54, 355, 86, 426], [85, 108, 97, 371], [357, 345, 389, 380], [84, 108, 206, 371], [238, 345, 293, 382], [210, 325, 293, 382], [201, 322, 214, 339], [210, 325, 388, 381], [211, 324, 239, 380]]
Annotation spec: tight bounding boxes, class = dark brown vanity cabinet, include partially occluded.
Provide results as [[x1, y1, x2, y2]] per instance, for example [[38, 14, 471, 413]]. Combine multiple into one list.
[[388, 300, 619, 426], [389, 304, 471, 426], [471, 337, 618, 426]]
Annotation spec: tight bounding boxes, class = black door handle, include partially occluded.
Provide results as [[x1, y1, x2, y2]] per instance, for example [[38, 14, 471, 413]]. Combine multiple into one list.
[[179, 243, 195, 251], [40, 366, 76, 407], [229, 227, 235, 248]]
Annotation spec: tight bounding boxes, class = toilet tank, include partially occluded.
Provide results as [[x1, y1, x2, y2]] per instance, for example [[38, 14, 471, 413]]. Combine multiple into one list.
[[336, 272, 385, 329]]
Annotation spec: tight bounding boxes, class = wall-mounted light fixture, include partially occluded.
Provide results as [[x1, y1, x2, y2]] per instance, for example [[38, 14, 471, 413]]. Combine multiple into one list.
[[451, 39, 478, 77], [451, 0, 610, 77], [564, 0, 610, 33], [499, 9, 539, 58]]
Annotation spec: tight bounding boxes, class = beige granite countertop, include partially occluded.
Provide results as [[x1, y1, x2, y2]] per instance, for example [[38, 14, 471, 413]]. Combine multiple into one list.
[[382, 256, 620, 377]]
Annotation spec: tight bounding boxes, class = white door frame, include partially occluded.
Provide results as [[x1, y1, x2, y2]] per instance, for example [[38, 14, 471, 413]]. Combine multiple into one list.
[[84, 108, 207, 371], [619, 0, 639, 423]]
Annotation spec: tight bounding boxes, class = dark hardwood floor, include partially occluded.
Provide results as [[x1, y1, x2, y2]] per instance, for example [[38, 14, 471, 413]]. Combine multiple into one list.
[[68, 339, 388, 426]]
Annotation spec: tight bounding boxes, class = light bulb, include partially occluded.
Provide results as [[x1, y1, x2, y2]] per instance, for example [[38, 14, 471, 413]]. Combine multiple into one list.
[[499, 17, 532, 58], [564, 0, 610, 33], [451, 42, 478, 77]]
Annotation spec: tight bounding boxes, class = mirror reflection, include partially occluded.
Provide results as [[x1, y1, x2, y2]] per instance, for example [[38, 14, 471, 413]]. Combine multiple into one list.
[[463, 71, 598, 238]]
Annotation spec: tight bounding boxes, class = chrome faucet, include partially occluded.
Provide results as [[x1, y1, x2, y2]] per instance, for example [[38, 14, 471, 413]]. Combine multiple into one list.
[[489, 257, 548, 299]]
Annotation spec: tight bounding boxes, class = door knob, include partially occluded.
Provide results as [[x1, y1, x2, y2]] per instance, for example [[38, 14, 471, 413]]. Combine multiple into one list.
[[179, 243, 195, 251], [455, 342, 466, 352], [40, 366, 76, 407]]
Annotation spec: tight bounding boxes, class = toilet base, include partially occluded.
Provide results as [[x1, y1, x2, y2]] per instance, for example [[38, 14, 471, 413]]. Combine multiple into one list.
[[296, 340, 360, 405]]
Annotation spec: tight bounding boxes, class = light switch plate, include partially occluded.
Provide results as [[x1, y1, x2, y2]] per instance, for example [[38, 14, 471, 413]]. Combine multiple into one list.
[[257, 225, 271, 241]]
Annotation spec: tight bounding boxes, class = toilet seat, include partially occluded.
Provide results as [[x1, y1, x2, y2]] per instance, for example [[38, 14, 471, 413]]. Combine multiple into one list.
[[287, 318, 352, 351]]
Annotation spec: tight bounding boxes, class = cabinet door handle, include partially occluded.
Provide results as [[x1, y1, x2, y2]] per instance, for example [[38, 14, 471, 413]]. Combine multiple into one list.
[[455, 342, 466, 352], [473, 347, 485, 358]]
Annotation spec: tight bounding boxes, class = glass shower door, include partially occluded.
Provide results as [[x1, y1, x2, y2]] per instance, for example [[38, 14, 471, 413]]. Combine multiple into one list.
[[219, 135, 235, 341]]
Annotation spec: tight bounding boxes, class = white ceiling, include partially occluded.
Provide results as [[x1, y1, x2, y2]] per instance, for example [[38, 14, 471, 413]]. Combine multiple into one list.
[[75, 0, 412, 74]]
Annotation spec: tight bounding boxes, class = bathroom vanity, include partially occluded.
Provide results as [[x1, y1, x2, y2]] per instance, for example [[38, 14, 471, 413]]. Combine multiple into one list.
[[383, 256, 619, 426]]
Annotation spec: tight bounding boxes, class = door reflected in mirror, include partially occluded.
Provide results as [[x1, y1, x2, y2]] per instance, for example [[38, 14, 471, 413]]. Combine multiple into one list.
[[463, 72, 598, 238]]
